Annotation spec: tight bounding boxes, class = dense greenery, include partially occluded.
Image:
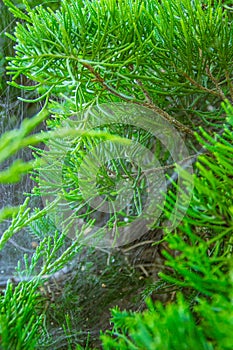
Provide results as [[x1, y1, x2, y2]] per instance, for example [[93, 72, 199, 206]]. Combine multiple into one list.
[[0, 0, 232, 349], [101, 105, 233, 349]]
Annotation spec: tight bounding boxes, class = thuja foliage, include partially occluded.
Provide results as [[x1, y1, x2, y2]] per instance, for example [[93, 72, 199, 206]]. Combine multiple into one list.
[[0, 0, 233, 349], [0, 281, 44, 350]]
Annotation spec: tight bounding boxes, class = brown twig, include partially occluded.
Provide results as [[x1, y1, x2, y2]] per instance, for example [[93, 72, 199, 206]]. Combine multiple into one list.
[[224, 69, 233, 102], [82, 62, 134, 101], [128, 64, 154, 104], [206, 66, 226, 100], [138, 152, 207, 182], [181, 71, 224, 99], [82, 62, 194, 136], [138, 101, 194, 136], [121, 240, 156, 253]]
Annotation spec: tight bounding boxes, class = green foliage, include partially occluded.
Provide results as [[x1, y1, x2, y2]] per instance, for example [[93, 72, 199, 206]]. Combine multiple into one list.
[[0, 108, 49, 181], [160, 103, 233, 296], [101, 296, 213, 350], [4, 0, 233, 125], [0, 280, 44, 350], [32, 107, 166, 246], [101, 288, 233, 350], [0, 0, 233, 349], [17, 227, 71, 276], [100, 104, 233, 349], [0, 107, 50, 226]]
